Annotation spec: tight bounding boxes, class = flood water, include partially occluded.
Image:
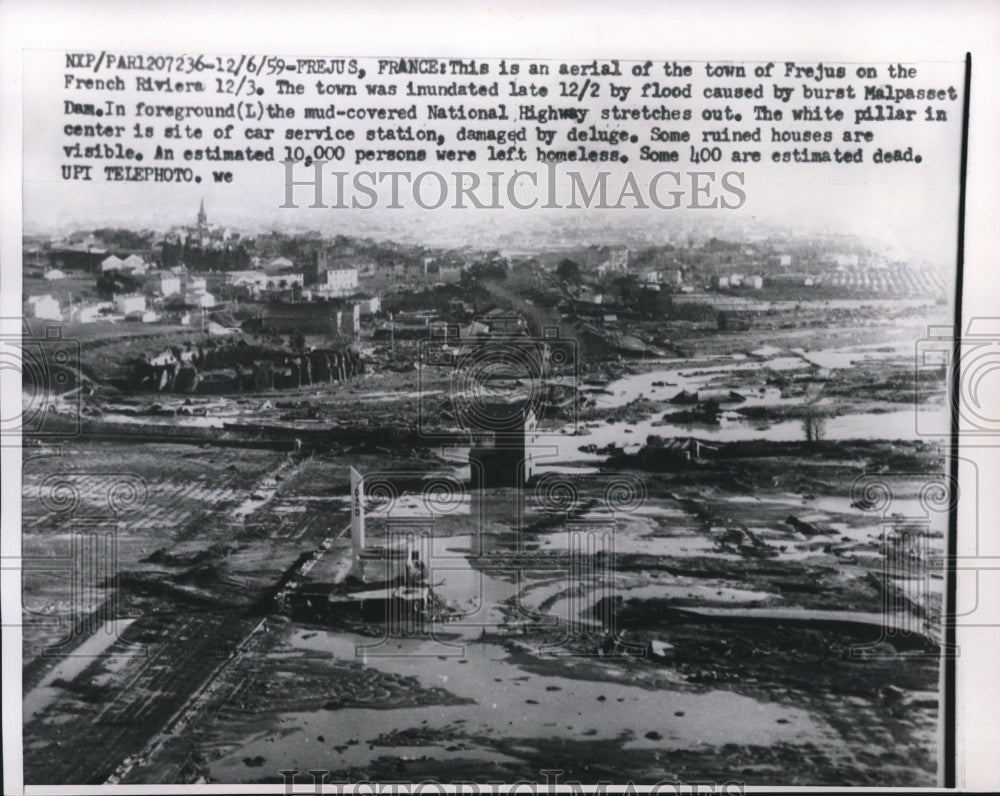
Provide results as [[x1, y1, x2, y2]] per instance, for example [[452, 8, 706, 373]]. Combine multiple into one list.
[[206, 532, 839, 781]]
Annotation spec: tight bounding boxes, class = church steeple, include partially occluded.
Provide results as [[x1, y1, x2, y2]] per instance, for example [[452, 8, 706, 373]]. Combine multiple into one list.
[[197, 198, 207, 226]]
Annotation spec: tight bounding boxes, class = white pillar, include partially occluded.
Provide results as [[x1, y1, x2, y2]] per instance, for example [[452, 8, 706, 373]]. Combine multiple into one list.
[[350, 467, 365, 573]]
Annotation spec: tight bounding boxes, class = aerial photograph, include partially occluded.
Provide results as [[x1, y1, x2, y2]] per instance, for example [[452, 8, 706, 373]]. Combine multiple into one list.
[[21, 203, 953, 786]]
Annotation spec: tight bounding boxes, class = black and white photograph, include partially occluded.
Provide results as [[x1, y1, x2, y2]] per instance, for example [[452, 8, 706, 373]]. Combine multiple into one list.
[[3, 2, 999, 792]]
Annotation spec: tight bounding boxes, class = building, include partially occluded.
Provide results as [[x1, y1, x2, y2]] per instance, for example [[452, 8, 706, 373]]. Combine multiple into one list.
[[766, 274, 815, 288], [264, 273, 304, 291], [469, 404, 538, 490], [382, 260, 427, 281], [122, 254, 148, 274], [597, 244, 629, 273], [643, 437, 718, 463], [830, 253, 860, 270], [100, 255, 125, 273], [284, 467, 431, 623], [339, 301, 361, 335], [115, 294, 146, 315], [154, 274, 181, 296], [188, 291, 215, 308], [266, 256, 294, 271], [353, 293, 381, 315], [253, 300, 359, 336], [45, 246, 105, 273], [69, 302, 110, 324], [481, 308, 528, 336], [717, 310, 753, 331], [224, 270, 302, 297], [226, 270, 269, 294], [435, 264, 463, 283], [24, 294, 62, 321], [321, 266, 359, 297], [43, 269, 65, 281], [312, 250, 376, 286]]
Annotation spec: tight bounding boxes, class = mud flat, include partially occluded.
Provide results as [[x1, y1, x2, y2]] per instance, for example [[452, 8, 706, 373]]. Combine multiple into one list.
[[21, 301, 948, 786], [103, 438, 942, 787]]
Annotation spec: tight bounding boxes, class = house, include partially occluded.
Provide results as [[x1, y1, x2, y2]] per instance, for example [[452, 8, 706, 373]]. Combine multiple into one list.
[[831, 253, 860, 270], [748, 274, 764, 289], [389, 261, 427, 280], [436, 264, 463, 283], [101, 255, 125, 273], [186, 276, 207, 292], [353, 293, 381, 315], [188, 291, 215, 308], [122, 254, 147, 274], [225, 269, 298, 297], [321, 266, 359, 297], [311, 250, 370, 285], [70, 302, 111, 323], [115, 294, 146, 315], [44, 269, 65, 281], [24, 294, 62, 321], [713, 275, 730, 289], [154, 274, 181, 296], [149, 350, 176, 367], [266, 256, 294, 271], [226, 270, 269, 293], [263, 273, 304, 292]]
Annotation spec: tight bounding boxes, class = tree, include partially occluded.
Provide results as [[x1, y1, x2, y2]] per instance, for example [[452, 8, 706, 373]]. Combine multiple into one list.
[[610, 274, 642, 305], [96, 271, 142, 297], [461, 260, 509, 286], [93, 228, 154, 250], [802, 412, 827, 443], [556, 258, 582, 284]]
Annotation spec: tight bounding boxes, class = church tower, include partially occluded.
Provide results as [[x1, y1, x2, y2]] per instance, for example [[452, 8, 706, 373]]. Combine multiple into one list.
[[197, 198, 207, 227]]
